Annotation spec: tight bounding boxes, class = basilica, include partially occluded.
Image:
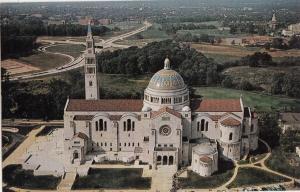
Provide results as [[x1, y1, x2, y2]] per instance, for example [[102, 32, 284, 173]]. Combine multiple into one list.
[[63, 24, 259, 177]]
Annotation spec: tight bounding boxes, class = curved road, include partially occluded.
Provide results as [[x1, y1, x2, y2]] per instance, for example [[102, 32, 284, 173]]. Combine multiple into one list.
[[11, 21, 152, 81]]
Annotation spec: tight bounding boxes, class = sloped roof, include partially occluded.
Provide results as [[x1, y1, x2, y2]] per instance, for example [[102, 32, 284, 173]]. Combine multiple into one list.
[[73, 132, 88, 140], [199, 155, 212, 164], [151, 106, 181, 119], [66, 99, 143, 112], [221, 117, 241, 127], [191, 99, 242, 112]]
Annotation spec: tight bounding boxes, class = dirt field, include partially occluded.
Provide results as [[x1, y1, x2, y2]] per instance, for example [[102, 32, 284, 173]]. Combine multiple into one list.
[[192, 43, 300, 58], [1, 59, 40, 75]]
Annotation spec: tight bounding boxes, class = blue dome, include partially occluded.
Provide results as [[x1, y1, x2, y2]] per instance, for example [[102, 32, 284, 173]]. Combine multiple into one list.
[[148, 69, 186, 90]]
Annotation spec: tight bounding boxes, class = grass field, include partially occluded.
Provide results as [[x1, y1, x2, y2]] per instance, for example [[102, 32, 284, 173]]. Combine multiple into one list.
[[132, 23, 171, 41], [3, 164, 61, 190], [72, 168, 151, 189], [195, 87, 300, 112], [18, 52, 70, 70], [266, 148, 300, 179], [192, 43, 300, 61], [46, 44, 86, 58], [227, 167, 290, 188], [179, 158, 234, 189]]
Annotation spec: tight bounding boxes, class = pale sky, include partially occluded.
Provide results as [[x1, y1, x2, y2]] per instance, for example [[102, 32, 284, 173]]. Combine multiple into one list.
[[1, 0, 139, 3]]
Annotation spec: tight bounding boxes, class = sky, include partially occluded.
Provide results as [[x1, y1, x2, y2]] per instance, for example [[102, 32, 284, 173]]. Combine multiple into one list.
[[1, 0, 139, 3]]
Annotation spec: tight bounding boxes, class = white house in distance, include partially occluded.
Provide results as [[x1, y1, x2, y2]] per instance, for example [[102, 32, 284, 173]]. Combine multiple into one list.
[[63, 24, 259, 177]]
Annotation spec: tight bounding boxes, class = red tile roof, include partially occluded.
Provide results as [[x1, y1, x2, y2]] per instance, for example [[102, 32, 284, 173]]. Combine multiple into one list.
[[151, 106, 182, 119], [66, 99, 143, 112], [191, 99, 242, 112], [221, 117, 241, 127], [199, 155, 212, 164]]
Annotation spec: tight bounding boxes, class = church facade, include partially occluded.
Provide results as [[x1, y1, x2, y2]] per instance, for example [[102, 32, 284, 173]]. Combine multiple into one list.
[[63, 24, 259, 176]]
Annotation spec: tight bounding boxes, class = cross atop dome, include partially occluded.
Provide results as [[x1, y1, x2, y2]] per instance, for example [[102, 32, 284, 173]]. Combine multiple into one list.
[[164, 57, 171, 70]]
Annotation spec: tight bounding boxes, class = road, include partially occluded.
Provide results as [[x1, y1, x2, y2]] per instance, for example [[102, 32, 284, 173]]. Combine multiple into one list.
[[10, 21, 152, 81]]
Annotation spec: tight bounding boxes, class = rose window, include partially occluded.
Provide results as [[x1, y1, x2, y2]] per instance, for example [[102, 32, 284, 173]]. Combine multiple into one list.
[[159, 125, 171, 136]]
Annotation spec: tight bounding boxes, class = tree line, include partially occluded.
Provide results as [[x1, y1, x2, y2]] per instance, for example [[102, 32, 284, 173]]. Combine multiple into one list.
[[161, 23, 216, 34], [97, 40, 221, 86]]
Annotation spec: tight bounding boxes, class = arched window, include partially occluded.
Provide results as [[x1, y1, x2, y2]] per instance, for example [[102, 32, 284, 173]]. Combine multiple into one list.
[[99, 119, 103, 131], [104, 121, 107, 131], [197, 122, 200, 132], [205, 122, 208, 131], [229, 132, 233, 141], [123, 121, 126, 131], [201, 119, 205, 131], [95, 121, 98, 131], [250, 124, 254, 132], [132, 121, 135, 131], [127, 119, 131, 131]]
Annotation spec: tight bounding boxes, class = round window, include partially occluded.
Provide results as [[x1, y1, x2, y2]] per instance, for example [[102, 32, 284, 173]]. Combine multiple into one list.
[[159, 125, 171, 136]]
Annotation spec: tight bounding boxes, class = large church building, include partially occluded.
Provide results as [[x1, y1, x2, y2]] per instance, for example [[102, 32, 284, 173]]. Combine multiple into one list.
[[63, 24, 259, 176]]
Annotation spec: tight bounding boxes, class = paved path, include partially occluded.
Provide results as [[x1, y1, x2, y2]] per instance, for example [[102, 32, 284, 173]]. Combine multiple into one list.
[[216, 138, 294, 190], [151, 165, 176, 192], [2, 125, 45, 168], [10, 21, 152, 81]]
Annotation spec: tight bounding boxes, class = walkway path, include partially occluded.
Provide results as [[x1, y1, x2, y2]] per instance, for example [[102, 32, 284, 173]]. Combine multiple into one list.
[[2, 125, 45, 168], [216, 138, 294, 190], [151, 165, 176, 192]]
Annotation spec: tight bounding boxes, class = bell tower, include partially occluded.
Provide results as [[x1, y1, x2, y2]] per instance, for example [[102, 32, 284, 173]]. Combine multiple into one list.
[[84, 22, 99, 100]]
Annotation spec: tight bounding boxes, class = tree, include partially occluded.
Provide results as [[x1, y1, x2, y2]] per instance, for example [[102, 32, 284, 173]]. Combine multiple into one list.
[[288, 35, 300, 49], [239, 80, 254, 91], [221, 76, 234, 88], [259, 113, 281, 148]]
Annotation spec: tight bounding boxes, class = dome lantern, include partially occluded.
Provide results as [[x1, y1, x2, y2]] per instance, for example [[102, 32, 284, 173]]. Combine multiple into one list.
[[164, 57, 171, 70]]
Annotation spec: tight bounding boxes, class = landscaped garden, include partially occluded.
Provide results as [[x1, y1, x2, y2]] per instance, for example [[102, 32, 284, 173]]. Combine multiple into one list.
[[227, 167, 291, 189], [178, 158, 234, 189], [266, 148, 300, 179], [72, 168, 151, 189], [3, 164, 61, 190]]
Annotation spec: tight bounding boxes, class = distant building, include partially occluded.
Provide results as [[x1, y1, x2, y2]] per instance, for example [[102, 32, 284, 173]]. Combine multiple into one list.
[[296, 146, 300, 157], [98, 19, 113, 25], [269, 13, 277, 30], [47, 20, 65, 25], [279, 113, 300, 133], [79, 17, 97, 26], [282, 23, 300, 37]]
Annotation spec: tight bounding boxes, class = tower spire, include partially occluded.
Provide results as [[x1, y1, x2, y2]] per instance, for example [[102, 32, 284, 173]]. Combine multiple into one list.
[[84, 21, 100, 100]]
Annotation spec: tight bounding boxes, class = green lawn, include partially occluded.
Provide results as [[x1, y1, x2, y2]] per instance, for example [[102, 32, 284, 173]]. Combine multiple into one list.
[[138, 23, 171, 40], [195, 87, 300, 112], [266, 148, 300, 179], [3, 164, 61, 190], [19, 52, 70, 70], [178, 158, 234, 189], [227, 167, 290, 188], [203, 53, 241, 64], [72, 168, 151, 189], [45, 44, 86, 58]]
